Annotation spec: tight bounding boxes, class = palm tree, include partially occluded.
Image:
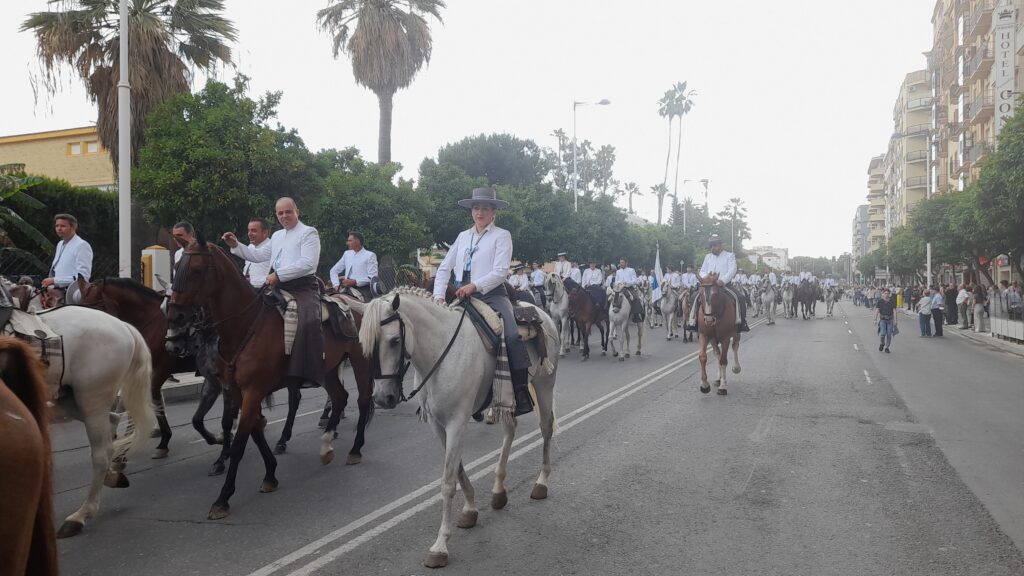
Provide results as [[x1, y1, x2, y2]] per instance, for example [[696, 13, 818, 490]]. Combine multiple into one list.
[[657, 88, 675, 196], [317, 0, 446, 164], [670, 82, 697, 202], [1, 164, 50, 272], [22, 0, 237, 167], [624, 182, 641, 214], [651, 183, 668, 225]]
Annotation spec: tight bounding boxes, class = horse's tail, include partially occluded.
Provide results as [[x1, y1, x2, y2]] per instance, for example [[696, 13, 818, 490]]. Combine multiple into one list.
[[0, 336, 59, 575], [112, 325, 156, 462]]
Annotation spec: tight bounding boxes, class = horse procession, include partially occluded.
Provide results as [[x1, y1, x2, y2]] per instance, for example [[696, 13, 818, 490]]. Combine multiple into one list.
[[1, 188, 847, 573]]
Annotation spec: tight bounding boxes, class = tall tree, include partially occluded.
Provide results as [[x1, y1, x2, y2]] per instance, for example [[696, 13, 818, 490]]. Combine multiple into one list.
[[0, 164, 50, 272], [592, 144, 617, 197], [977, 101, 1024, 278], [436, 133, 547, 187], [669, 82, 697, 202], [22, 0, 237, 166], [317, 0, 445, 164], [657, 88, 675, 199], [624, 182, 641, 214], [651, 183, 669, 225]]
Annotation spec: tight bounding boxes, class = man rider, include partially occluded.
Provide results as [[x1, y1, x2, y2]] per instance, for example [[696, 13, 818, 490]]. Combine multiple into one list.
[[237, 218, 272, 288], [530, 261, 547, 308], [687, 234, 749, 332], [552, 252, 571, 278], [613, 258, 644, 322], [329, 232, 379, 301], [581, 258, 607, 309], [43, 213, 93, 305]]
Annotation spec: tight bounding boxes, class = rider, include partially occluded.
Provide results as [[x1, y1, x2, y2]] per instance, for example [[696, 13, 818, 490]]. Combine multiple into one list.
[[223, 197, 324, 387], [43, 213, 93, 303], [552, 252, 571, 278], [530, 261, 547, 308], [567, 258, 582, 285], [768, 270, 778, 287], [328, 232, 379, 301], [681, 265, 699, 290], [613, 258, 644, 322], [687, 234, 749, 332], [172, 221, 196, 266], [238, 218, 272, 289], [432, 187, 533, 416], [581, 258, 607, 309]]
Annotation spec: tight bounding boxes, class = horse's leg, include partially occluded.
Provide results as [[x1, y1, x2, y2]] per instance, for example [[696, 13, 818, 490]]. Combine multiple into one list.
[[624, 320, 631, 359], [717, 337, 729, 395], [531, 375, 555, 500], [560, 315, 570, 357], [456, 461, 478, 529], [698, 333, 711, 394], [425, 421, 468, 568], [344, 357, 373, 465], [152, 387, 172, 459], [491, 416, 517, 510], [250, 416, 279, 493], [579, 320, 590, 360], [209, 392, 260, 520], [210, 389, 236, 476], [191, 377, 221, 446], [274, 384, 302, 454], [731, 334, 742, 376], [57, 408, 114, 538]]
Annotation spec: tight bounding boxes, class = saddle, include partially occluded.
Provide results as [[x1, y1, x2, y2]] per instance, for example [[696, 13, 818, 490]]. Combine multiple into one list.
[[272, 289, 358, 356], [461, 298, 548, 364], [1, 308, 64, 389]]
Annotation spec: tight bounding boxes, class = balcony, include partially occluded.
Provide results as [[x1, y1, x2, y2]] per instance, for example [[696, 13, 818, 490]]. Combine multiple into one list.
[[966, 0, 994, 41], [966, 139, 994, 164], [968, 91, 994, 123], [965, 45, 993, 82], [906, 150, 928, 163], [902, 124, 931, 138], [905, 176, 928, 188], [907, 97, 933, 111]]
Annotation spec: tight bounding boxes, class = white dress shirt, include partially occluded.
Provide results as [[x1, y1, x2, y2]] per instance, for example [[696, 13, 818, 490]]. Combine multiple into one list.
[[735, 273, 748, 285], [769, 272, 777, 284], [510, 273, 529, 290], [433, 222, 511, 300], [582, 268, 603, 287], [236, 238, 272, 288], [699, 250, 737, 284], [231, 221, 320, 283], [614, 267, 637, 287], [531, 269, 546, 287], [328, 248, 378, 287], [568, 266, 582, 284], [50, 234, 93, 287], [668, 272, 683, 288], [681, 272, 698, 288], [553, 260, 571, 278]]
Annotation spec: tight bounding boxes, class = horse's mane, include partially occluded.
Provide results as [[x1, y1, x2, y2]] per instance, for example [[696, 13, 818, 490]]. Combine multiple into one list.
[[358, 285, 449, 357], [99, 277, 164, 303]]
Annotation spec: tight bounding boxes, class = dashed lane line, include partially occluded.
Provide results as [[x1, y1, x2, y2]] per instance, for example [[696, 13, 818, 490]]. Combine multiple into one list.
[[863, 370, 873, 385]]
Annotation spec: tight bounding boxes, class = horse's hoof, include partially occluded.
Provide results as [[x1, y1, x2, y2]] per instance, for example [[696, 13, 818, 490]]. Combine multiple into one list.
[[151, 448, 169, 460], [491, 490, 509, 510], [636, 351, 641, 356], [700, 384, 711, 394], [600, 352, 606, 356], [57, 520, 84, 538], [612, 352, 618, 357], [530, 483, 549, 500], [732, 366, 741, 374], [149, 428, 162, 439], [717, 388, 728, 395], [314, 449, 332, 465], [581, 356, 589, 362], [208, 462, 226, 476], [345, 453, 362, 465], [104, 471, 129, 488], [208, 505, 230, 520], [666, 336, 671, 341], [317, 418, 328, 429], [214, 434, 225, 445], [618, 356, 625, 362], [274, 443, 287, 455], [457, 510, 479, 529], [625, 353, 630, 359], [259, 479, 279, 493], [424, 551, 449, 569]]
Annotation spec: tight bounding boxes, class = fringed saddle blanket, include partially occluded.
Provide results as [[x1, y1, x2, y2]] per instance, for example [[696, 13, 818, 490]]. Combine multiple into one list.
[[2, 309, 64, 389]]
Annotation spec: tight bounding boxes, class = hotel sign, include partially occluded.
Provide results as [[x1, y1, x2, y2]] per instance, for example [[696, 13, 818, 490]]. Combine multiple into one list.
[[993, 1, 1017, 136]]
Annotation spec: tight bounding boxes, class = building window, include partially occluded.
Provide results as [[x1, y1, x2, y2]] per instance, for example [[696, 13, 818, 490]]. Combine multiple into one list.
[[86, 141, 98, 154], [68, 142, 82, 156]]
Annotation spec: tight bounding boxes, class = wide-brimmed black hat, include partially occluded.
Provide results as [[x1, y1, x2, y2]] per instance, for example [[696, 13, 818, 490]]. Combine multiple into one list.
[[457, 187, 509, 209], [708, 234, 724, 246]]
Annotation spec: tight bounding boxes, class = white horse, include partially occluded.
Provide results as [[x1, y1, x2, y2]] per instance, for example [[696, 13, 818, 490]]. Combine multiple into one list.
[[825, 286, 838, 317], [357, 287, 558, 568], [34, 306, 155, 538], [658, 287, 679, 340], [782, 284, 795, 319], [608, 283, 645, 360], [750, 286, 762, 317], [760, 284, 778, 325], [543, 273, 572, 357]]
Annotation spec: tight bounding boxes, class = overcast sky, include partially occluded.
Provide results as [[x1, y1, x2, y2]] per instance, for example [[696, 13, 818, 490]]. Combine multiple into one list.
[[1, 0, 935, 258]]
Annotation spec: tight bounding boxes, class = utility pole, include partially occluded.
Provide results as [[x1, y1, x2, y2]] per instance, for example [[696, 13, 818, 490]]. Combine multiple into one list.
[[117, 0, 131, 278]]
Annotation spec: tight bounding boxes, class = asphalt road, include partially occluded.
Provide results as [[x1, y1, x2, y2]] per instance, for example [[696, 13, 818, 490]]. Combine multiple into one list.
[[50, 300, 1024, 575]]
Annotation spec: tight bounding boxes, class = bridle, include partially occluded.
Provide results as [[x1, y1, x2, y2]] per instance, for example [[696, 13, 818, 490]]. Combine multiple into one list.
[[374, 304, 468, 403]]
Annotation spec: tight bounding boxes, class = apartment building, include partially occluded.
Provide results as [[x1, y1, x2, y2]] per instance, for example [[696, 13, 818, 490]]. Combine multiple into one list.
[[866, 155, 887, 254], [885, 70, 931, 230], [748, 246, 789, 272], [851, 204, 870, 272], [0, 126, 115, 189]]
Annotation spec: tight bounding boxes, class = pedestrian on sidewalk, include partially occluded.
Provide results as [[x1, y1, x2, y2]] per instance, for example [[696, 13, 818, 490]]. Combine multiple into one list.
[[930, 286, 945, 337], [904, 286, 913, 311], [917, 290, 933, 337], [956, 283, 971, 329], [874, 288, 896, 353], [944, 283, 958, 325], [973, 282, 988, 333]]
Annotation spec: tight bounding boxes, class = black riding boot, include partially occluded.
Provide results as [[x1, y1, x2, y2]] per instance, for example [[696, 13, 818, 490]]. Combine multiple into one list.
[[511, 368, 533, 416], [738, 295, 750, 332]]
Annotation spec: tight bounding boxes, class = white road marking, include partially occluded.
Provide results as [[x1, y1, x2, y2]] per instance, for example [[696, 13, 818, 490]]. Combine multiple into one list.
[[863, 370, 872, 385], [250, 320, 766, 576], [848, 329, 853, 334], [853, 343, 859, 351]]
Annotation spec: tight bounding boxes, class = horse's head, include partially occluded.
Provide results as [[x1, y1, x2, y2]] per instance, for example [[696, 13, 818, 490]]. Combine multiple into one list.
[[171, 235, 219, 307], [360, 293, 412, 409], [164, 301, 196, 357]]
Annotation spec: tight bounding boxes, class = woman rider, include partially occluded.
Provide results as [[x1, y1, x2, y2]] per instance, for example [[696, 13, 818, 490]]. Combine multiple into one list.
[[432, 187, 533, 416]]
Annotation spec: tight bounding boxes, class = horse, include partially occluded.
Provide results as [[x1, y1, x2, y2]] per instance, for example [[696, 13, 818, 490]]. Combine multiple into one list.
[[782, 284, 795, 319], [750, 286, 763, 318], [358, 287, 558, 568], [32, 305, 155, 537], [568, 286, 608, 360], [693, 275, 741, 395], [760, 284, 778, 325], [543, 273, 572, 357], [796, 282, 814, 320], [680, 287, 696, 343], [0, 337, 59, 576], [640, 279, 659, 329], [824, 286, 838, 317], [608, 283, 644, 360], [658, 286, 680, 340], [166, 238, 373, 520]]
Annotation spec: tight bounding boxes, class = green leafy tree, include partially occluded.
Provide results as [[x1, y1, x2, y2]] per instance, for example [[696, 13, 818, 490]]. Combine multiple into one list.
[[886, 227, 926, 283], [669, 82, 696, 201], [317, 0, 445, 164], [0, 164, 49, 272], [651, 183, 669, 225], [436, 133, 547, 187], [22, 0, 237, 166], [714, 197, 751, 256], [592, 145, 616, 197], [977, 100, 1024, 278], [417, 159, 488, 248], [624, 182, 641, 213]]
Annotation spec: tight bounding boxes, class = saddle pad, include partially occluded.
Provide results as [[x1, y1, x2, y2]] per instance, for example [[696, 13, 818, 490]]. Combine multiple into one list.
[[321, 293, 358, 339], [464, 298, 504, 337], [278, 290, 299, 355], [3, 309, 64, 389]]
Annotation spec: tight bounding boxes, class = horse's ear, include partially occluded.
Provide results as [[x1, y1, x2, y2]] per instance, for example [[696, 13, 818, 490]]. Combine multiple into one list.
[[391, 293, 401, 311], [197, 231, 207, 248]]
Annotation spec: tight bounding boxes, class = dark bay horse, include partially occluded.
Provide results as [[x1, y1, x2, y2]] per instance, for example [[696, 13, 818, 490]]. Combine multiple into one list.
[[0, 336, 59, 576], [168, 238, 373, 520], [796, 281, 815, 320], [694, 275, 741, 395], [568, 287, 609, 360]]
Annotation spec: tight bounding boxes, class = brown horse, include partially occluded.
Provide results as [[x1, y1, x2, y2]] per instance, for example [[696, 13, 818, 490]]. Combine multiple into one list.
[[168, 238, 373, 520], [568, 287, 609, 360], [694, 275, 741, 395], [0, 336, 59, 576], [679, 287, 696, 343]]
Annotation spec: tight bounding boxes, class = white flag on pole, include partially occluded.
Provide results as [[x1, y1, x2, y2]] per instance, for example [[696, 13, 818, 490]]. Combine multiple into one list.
[[652, 245, 664, 303]]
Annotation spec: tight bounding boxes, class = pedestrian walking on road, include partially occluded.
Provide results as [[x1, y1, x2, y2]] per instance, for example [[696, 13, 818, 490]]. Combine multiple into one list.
[[930, 286, 945, 337], [973, 282, 988, 333], [917, 292, 933, 337], [944, 284, 958, 325], [874, 288, 896, 353]]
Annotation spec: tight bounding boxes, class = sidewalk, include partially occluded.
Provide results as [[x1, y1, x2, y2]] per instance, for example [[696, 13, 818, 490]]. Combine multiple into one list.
[[894, 306, 1024, 360], [161, 372, 205, 403]]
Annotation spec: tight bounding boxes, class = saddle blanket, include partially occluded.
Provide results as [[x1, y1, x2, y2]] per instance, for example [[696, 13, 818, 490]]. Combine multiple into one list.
[[2, 309, 65, 389], [277, 290, 357, 355]]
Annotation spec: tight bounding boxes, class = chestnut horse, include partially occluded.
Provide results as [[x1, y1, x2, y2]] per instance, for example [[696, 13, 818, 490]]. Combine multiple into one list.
[[568, 287, 609, 360], [167, 238, 373, 520], [0, 336, 59, 576], [694, 275, 741, 395]]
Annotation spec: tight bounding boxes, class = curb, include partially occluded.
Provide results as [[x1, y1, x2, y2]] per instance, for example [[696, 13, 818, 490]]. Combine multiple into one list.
[[895, 307, 1024, 359], [161, 374, 205, 404]]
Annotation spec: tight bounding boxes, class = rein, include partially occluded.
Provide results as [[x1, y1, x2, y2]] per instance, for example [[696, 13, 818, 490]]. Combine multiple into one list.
[[379, 305, 468, 402]]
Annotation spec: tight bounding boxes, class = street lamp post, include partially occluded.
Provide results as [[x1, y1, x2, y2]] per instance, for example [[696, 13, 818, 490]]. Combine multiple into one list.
[[572, 99, 610, 212], [117, 0, 131, 278]]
